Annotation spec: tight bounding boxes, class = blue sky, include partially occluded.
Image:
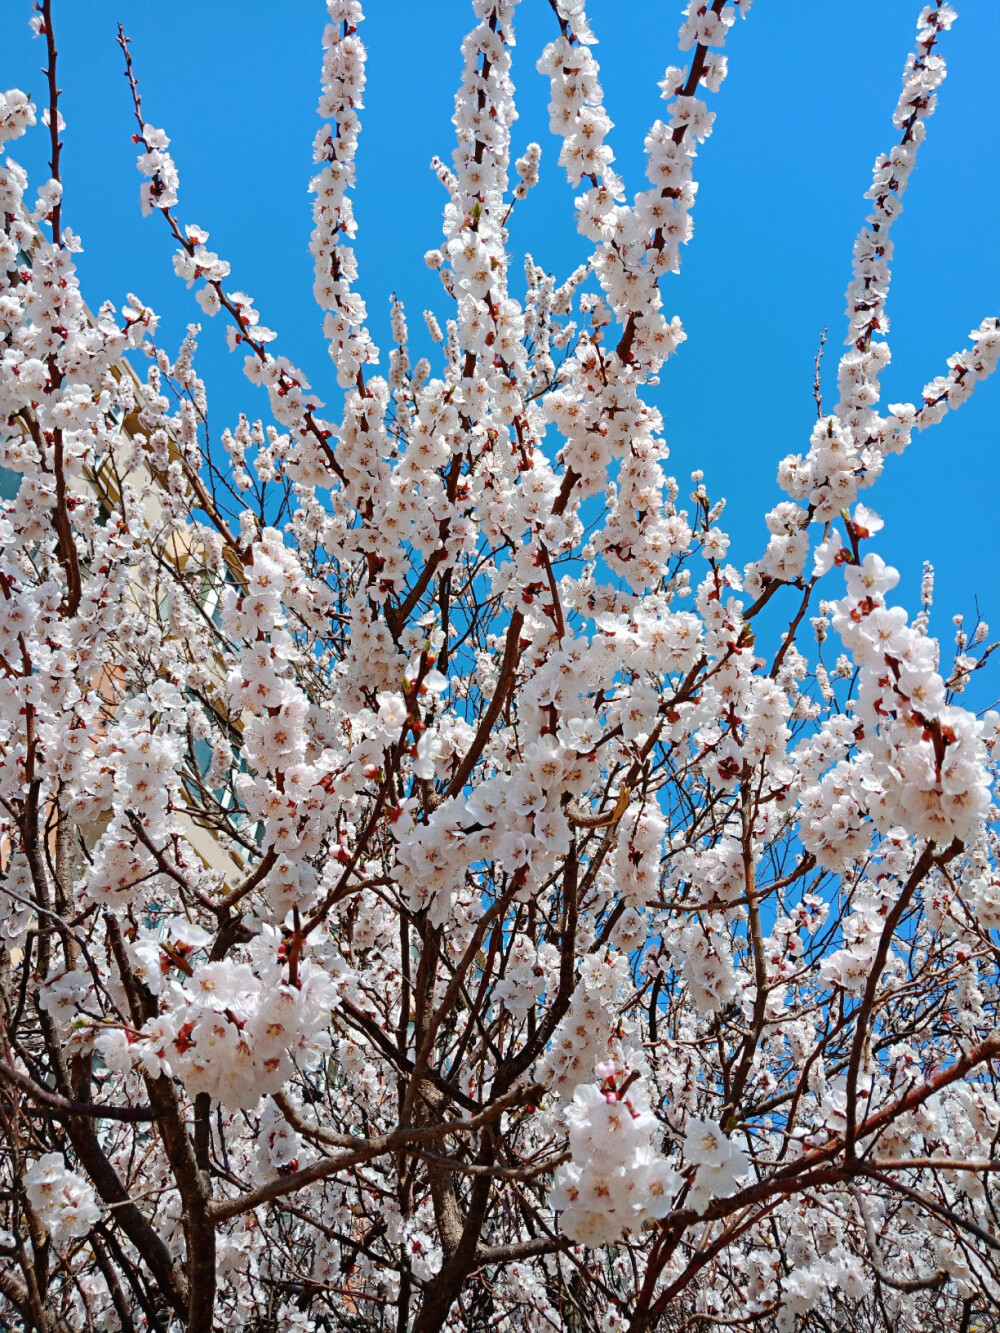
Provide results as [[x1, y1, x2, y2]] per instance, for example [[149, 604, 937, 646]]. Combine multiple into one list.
[[2, 1, 997, 704]]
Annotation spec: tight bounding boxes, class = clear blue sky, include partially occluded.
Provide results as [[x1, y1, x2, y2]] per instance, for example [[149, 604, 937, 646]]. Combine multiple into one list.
[[2, 1, 997, 702]]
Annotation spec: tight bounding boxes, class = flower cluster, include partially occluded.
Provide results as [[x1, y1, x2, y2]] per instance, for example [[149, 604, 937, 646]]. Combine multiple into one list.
[[24, 1155, 100, 1245], [0, 86, 33, 144], [552, 1066, 681, 1245], [830, 550, 990, 845], [134, 122, 179, 217], [681, 1115, 748, 1216], [539, 952, 630, 1098]]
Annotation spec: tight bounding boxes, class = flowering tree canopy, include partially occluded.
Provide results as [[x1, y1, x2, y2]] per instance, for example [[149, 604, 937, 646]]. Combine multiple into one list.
[[2, 1, 1000, 1330]]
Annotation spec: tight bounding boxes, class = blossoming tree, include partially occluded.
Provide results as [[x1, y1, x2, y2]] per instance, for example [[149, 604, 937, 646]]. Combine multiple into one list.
[[1, 0, 999, 1329]]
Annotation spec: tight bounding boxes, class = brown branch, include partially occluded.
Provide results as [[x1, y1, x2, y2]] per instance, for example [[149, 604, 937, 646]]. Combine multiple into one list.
[[722, 767, 767, 1126], [0, 1058, 161, 1123], [445, 609, 524, 798], [212, 1083, 542, 1223], [813, 326, 827, 417], [844, 838, 961, 1153], [217, 845, 277, 912], [859, 1166, 1000, 1254], [850, 1184, 948, 1293], [41, 0, 62, 243]]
